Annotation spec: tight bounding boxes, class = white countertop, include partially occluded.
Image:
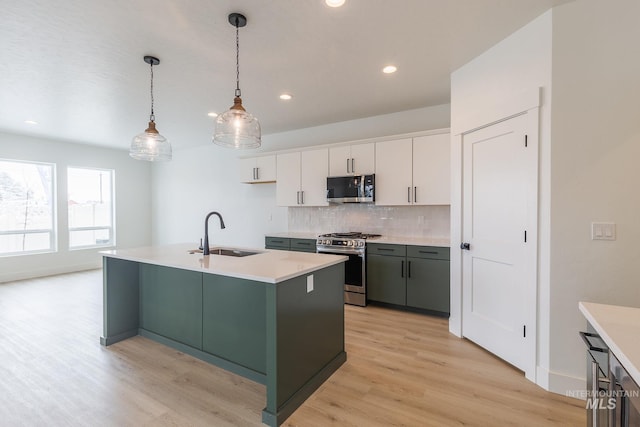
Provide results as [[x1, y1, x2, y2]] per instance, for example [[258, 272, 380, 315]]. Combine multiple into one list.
[[101, 243, 347, 284], [265, 233, 450, 247], [372, 236, 451, 247], [579, 301, 640, 384]]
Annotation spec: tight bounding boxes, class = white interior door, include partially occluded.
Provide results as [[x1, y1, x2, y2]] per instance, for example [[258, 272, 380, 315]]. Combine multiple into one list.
[[461, 112, 537, 374]]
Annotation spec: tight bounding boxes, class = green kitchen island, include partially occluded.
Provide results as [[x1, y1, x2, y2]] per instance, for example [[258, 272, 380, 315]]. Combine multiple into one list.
[[100, 243, 347, 426]]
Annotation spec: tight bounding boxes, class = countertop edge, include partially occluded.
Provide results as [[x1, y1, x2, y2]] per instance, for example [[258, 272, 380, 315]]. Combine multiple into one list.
[[579, 301, 640, 384], [102, 245, 348, 284]]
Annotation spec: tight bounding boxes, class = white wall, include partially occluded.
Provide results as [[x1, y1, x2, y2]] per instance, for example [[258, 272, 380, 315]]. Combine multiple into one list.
[[549, 0, 640, 387], [151, 105, 451, 248], [450, 10, 555, 388], [0, 131, 152, 282]]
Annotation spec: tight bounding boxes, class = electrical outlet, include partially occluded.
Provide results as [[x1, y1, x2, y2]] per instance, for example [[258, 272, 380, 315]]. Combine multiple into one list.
[[306, 275, 314, 293], [592, 222, 616, 241]]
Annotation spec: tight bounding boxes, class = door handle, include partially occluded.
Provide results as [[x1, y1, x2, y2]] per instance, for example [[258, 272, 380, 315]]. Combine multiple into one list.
[[401, 260, 404, 278], [460, 242, 470, 250], [408, 260, 411, 278]]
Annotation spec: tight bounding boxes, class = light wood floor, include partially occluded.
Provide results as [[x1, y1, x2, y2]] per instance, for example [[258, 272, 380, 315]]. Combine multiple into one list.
[[0, 270, 585, 426]]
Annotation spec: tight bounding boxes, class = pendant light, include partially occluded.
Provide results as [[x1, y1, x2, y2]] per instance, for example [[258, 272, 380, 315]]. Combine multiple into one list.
[[213, 13, 261, 149], [130, 56, 172, 161]]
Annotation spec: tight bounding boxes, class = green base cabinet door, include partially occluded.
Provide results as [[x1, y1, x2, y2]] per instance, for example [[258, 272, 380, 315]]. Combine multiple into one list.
[[406, 257, 450, 313], [367, 254, 406, 305], [202, 274, 267, 374], [139, 264, 203, 349]]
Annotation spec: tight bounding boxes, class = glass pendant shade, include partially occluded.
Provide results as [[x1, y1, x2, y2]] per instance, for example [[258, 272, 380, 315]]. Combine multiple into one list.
[[130, 120, 172, 161], [213, 96, 261, 149]]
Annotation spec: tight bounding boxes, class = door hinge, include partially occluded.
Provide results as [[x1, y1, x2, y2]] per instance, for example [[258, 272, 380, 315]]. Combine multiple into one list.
[[524, 230, 527, 243], [523, 325, 526, 337], [525, 135, 528, 147]]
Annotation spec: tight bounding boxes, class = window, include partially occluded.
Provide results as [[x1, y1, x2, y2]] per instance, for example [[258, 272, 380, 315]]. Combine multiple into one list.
[[67, 167, 115, 249], [0, 159, 56, 256]]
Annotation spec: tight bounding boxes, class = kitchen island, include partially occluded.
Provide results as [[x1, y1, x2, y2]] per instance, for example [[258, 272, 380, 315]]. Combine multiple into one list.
[[100, 243, 347, 426]]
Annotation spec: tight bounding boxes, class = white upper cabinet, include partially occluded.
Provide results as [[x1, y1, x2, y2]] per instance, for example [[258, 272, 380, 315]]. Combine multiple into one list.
[[276, 148, 329, 207], [413, 134, 451, 205], [374, 138, 413, 205], [375, 133, 450, 206], [328, 143, 375, 176], [239, 155, 276, 183]]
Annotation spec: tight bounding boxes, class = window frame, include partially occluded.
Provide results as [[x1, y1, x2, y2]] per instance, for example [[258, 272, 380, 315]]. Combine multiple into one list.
[[66, 166, 116, 250], [0, 158, 57, 257]]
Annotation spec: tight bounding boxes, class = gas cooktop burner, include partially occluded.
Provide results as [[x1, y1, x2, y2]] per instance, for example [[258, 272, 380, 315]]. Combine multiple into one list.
[[319, 232, 381, 239]]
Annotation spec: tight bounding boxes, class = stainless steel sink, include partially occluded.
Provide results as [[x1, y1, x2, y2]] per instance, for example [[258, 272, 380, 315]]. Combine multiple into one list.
[[188, 247, 260, 257]]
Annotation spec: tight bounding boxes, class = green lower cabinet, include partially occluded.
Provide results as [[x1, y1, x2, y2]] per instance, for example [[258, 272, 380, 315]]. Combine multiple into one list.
[[265, 237, 290, 250], [139, 264, 203, 349], [367, 244, 450, 315], [367, 254, 406, 305], [202, 274, 267, 374], [406, 257, 450, 313]]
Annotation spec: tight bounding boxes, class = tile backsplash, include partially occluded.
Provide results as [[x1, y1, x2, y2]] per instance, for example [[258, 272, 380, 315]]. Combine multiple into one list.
[[288, 204, 450, 238]]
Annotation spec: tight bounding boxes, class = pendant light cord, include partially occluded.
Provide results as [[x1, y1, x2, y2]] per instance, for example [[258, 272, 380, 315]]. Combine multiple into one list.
[[235, 17, 241, 98], [149, 62, 155, 122]]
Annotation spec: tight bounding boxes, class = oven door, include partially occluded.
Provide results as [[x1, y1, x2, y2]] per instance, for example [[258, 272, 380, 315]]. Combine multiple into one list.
[[317, 247, 365, 293]]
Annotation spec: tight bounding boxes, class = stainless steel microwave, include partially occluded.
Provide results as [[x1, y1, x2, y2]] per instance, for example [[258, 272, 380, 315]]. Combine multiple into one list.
[[326, 174, 374, 203]]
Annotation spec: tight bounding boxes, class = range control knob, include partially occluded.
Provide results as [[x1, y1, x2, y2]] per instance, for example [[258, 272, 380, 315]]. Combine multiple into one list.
[[357, 241, 364, 247], [348, 240, 354, 246]]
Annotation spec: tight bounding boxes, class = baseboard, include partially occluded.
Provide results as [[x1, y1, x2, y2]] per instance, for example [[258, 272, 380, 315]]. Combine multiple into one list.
[[0, 262, 101, 283], [536, 365, 586, 399]]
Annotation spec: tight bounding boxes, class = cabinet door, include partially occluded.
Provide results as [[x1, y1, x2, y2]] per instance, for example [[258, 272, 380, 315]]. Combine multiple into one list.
[[300, 148, 329, 206], [202, 274, 266, 374], [329, 145, 351, 176], [367, 254, 406, 305], [350, 143, 375, 175], [412, 134, 451, 205], [406, 257, 450, 313], [255, 155, 276, 182], [139, 264, 203, 349], [374, 139, 413, 205], [239, 158, 257, 183], [276, 152, 301, 206]]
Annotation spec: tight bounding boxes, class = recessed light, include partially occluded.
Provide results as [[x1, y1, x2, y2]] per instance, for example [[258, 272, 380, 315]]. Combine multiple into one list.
[[24, 120, 38, 125], [325, 0, 345, 7], [382, 65, 397, 74], [207, 112, 218, 118], [279, 94, 292, 100]]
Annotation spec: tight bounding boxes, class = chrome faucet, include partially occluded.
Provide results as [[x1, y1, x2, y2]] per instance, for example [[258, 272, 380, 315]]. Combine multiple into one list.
[[203, 211, 226, 255]]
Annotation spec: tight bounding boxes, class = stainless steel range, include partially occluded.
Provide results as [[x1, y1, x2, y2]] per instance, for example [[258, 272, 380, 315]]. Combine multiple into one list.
[[316, 232, 380, 306]]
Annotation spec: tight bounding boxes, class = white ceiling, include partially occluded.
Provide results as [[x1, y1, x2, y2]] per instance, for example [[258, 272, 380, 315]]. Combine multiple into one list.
[[0, 0, 569, 151]]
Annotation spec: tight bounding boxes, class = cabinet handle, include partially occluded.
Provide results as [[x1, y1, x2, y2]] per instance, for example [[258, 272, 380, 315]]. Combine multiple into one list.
[[347, 158, 350, 173], [301, 191, 305, 205], [401, 260, 405, 278], [408, 260, 411, 278], [377, 248, 394, 252], [407, 187, 411, 203], [256, 167, 259, 180], [419, 250, 438, 255], [296, 191, 300, 204], [252, 167, 256, 180], [351, 158, 355, 173], [414, 186, 417, 203]]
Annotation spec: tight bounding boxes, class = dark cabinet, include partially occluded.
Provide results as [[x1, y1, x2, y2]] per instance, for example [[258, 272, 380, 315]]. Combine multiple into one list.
[[265, 236, 317, 253], [367, 249, 407, 306], [367, 243, 450, 315], [139, 264, 203, 349], [202, 274, 266, 374]]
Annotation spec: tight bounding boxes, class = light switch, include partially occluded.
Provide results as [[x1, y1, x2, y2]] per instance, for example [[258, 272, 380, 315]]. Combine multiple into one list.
[[306, 275, 314, 293], [591, 222, 616, 241]]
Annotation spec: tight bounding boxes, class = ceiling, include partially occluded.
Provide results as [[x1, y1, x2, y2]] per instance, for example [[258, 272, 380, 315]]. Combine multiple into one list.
[[0, 0, 569, 152]]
